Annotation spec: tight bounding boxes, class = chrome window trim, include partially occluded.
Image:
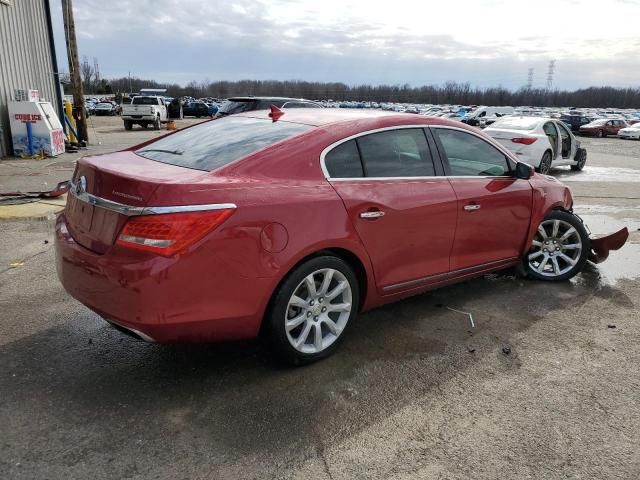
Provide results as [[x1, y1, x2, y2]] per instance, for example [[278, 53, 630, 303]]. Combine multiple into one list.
[[320, 124, 518, 181], [319, 124, 435, 180], [69, 181, 236, 216]]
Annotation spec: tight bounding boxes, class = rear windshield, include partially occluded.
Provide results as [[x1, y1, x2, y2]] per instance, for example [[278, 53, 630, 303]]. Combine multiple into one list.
[[218, 100, 257, 115], [135, 117, 312, 171], [490, 118, 539, 130], [132, 97, 159, 105]]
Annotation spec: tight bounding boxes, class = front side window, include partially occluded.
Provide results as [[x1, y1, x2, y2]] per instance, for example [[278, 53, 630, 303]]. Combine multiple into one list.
[[136, 117, 311, 171], [433, 128, 511, 177], [356, 129, 436, 177]]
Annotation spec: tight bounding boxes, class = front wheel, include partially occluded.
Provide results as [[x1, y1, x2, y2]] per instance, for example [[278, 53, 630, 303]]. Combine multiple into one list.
[[524, 210, 590, 281], [266, 255, 359, 365]]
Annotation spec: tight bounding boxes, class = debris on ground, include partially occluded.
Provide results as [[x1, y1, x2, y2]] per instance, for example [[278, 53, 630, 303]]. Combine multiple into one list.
[[607, 324, 617, 329], [502, 345, 512, 355], [8, 262, 25, 268]]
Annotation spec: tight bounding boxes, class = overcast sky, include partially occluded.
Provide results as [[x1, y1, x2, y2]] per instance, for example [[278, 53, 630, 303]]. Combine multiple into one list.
[[51, 0, 640, 90]]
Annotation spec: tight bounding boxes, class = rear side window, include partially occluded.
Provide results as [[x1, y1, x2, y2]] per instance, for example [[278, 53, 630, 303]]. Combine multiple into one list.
[[357, 129, 435, 177], [132, 97, 158, 105], [433, 128, 511, 177], [136, 117, 311, 171], [324, 140, 363, 178]]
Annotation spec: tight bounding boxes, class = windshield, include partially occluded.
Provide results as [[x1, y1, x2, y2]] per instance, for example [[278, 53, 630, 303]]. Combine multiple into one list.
[[490, 118, 538, 130], [588, 119, 607, 125], [132, 97, 159, 105], [136, 117, 311, 171]]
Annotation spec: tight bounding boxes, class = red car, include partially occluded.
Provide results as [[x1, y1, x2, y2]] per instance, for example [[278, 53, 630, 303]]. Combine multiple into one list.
[[579, 118, 628, 137], [55, 108, 628, 363]]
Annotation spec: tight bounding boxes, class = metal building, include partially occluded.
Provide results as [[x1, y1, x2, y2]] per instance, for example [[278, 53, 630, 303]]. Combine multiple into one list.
[[0, 0, 61, 158]]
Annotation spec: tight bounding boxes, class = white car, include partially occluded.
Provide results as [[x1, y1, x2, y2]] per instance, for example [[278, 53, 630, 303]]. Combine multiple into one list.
[[484, 116, 587, 174], [618, 124, 640, 140]]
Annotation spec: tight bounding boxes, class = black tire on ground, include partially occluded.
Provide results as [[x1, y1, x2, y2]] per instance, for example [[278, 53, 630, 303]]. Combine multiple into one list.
[[124, 120, 132, 131], [524, 210, 590, 282], [571, 148, 587, 171], [537, 151, 552, 174], [266, 255, 359, 365], [153, 115, 161, 130]]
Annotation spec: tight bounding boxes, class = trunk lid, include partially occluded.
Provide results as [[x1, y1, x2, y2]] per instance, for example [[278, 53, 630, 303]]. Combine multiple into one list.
[[65, 151, 209, 254]]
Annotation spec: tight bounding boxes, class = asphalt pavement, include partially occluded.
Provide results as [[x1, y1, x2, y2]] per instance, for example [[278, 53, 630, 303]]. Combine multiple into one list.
[[1, 119, 639, 479]]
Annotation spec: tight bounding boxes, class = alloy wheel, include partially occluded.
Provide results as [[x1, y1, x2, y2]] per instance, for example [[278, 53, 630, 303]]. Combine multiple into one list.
[[285, 268, 352, 354], [527, 219, 583, 277]]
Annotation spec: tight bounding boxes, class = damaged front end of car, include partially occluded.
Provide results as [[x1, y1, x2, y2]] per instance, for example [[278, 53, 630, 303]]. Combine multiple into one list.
[[587, 226, 629, 264]]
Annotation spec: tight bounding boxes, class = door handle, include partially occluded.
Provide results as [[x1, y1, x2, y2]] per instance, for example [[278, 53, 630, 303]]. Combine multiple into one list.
[[463, 203, 481, 211], [359, 210, 385, 219]]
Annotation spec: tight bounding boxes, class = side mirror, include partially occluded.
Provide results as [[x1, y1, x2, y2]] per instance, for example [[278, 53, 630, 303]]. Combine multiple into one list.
[[515, 162, 533, 180]]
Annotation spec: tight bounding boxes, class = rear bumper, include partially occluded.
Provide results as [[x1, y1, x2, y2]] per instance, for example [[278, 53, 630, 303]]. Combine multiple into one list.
[[122, 115, 155, 121], [54, 214, 273, 343]]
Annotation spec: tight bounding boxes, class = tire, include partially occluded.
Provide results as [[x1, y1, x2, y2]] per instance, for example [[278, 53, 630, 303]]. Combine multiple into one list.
[[123, 120, 132, 131], [266, 255, 359, 365], [524, 210, 590, 282], [537, 151, 553, 174], [571, 148, 587, 171], [153, 115, 161, 130]]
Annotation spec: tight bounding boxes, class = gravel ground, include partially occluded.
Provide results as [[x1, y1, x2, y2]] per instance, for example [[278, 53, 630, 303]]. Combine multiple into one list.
[[0, 119, 639, 479]]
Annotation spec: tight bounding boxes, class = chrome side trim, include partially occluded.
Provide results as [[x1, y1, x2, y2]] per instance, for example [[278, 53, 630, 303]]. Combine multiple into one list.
[[382, 257, 518, 294], [69, 181, 237, 216]]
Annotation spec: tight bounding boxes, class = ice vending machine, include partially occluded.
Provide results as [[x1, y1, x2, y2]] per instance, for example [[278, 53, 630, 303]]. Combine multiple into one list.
[[8, 92, 65, 157]]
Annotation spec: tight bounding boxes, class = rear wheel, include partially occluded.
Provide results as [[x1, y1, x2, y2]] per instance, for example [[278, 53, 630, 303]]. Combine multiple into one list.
[[524, 210, 590, 281], [571, 148, 587, 171], [123, 120, 132, 131], [266, 255, 359, 365], [537, 151, 553, 174]]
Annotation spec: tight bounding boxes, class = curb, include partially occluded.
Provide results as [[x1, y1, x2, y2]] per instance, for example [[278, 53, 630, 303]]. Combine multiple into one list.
[[0, 195, 66, 221]]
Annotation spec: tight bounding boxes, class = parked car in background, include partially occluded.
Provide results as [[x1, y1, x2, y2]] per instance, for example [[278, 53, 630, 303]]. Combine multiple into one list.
[[618, 124, 640, 139], [560, 114, 592, 132], [94, 102, 117, 116], [121, 96, 168, 130], [183, 101, 213, 118], [579, 119, 628, 137], [215, 97, 322, 118], [55, 109, 627, 364], [461, 106, 515, 127], [484, 116, 586, 174]]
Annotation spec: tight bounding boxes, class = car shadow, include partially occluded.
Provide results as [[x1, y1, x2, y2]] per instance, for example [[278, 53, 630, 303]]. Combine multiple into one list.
[[0, 268, 622, 476]]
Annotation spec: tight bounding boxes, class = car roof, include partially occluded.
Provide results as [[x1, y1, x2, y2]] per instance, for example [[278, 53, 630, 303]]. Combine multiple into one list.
[[233, 108, 472, 129]]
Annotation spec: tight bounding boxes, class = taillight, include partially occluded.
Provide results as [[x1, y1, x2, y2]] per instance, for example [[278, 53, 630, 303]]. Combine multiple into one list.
[[116, 209, 234, 256], [511, 137, 537, 145]]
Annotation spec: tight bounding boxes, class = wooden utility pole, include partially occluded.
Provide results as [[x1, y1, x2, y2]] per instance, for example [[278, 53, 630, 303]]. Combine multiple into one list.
[[61, 0, 88, 143]]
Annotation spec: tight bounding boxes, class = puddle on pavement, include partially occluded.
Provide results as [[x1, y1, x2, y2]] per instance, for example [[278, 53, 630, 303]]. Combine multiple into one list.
[[577, 213, 640, 234], [574, 242, 640, 286], [555, 166, 640, 182]]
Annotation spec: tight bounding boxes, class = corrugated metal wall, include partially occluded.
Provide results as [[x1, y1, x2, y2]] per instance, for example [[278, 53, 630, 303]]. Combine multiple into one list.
[[0, 0, 58, 158]]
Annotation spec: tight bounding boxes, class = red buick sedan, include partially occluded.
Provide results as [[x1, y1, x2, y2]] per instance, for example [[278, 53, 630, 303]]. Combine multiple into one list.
[[55, 108, 627, 363]]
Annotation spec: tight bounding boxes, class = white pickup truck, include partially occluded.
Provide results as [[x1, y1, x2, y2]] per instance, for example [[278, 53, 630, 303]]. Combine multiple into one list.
[[121, 96, 168, 130]]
